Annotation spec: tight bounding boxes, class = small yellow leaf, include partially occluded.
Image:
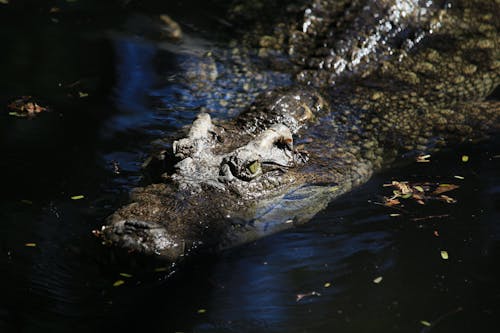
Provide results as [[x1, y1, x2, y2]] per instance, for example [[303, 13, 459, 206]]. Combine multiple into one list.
[[78, 91, 89, 98], [414, 186, 424, 192], [25, 243, 37, 247], [154, 267, 168, 272], [71, 195, 85, 200], [440, 250, 449, 260], [373, 276, 383, 284], [324, 282, 331, 288], [461, 155, 469, 162], [197, 309, 207, 314], [454, 175, 465, 180], [420, 320, 432, 327], [119, 273, 133, 278], [113, 280, 125, 287]]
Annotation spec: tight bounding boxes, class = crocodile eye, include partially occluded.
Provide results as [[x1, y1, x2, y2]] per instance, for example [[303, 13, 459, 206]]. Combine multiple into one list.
[[247, 160, 261, 174]]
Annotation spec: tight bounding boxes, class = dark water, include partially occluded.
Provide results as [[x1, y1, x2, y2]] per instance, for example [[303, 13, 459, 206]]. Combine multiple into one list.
[[1, 2, 499, 333]]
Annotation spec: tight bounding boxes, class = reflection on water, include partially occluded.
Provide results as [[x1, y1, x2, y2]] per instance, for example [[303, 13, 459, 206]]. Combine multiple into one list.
[[1, 2, 499, 333]]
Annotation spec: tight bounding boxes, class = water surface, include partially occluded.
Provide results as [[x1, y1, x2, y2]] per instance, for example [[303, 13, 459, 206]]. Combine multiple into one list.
[[1, 2, 499, 332]]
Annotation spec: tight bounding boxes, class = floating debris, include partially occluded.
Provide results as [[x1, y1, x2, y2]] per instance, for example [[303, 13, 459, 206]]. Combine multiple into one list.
[[111, 160, 121, 175], [420, 320, 432, 327], [416, 154, 431, 163], [382, 181, 459, 207], [438, 195, 456, 204], [78, 91, 89, 98], [113, 280, 125, 287], [453, 175, 465, 180], [373, 276, 383, 284], [461, 155, 469, 162], [296, 291, 321, 302], [7, 96, 47, 117], [324, 282, 331, 288], [432, 184, 459, 195], [440, 250, 449, 260], [197, 309, 207, 314], [71, 195, 85, 200], [411, 214, 449, 222], [119, 273, 133, 278], [159, 14, 182, 41], [25, 243, 37, 247], [154, 267, 168, 272]]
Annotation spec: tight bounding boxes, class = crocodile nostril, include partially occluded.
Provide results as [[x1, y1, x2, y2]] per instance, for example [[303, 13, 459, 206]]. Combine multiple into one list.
[[275, 136, 294, 153]]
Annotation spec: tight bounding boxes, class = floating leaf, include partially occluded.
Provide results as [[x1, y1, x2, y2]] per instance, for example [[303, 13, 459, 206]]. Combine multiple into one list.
[[197, 309, 207, 314], [392, 181, 412, 194], [9, 111, 25, 117], [324, 282, 331, 288], [413, 185, 424, 193], [416, 154, 431, 163], [7, 96, 47, 116], [373, 276, 383, 284], [439, 195, 456, 204], [454, 175, 465, 180], [78, 91, 89, 98], [384, 198, 401, 207], [433, 184, 459, 195], [154, 267, 168, 272], [113, 280, 125, 287], [440, 250, 449, 260], [420, 320, 432, 327], [25, 243, 37, 247], [119, 273, 133, 278], [461, 155, 469, 162], [390, 213, 401, 217], [71, 195, 85, 200]]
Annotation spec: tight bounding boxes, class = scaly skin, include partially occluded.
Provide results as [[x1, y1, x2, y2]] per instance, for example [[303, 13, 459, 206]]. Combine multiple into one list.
[[101, 0, 499, 261]]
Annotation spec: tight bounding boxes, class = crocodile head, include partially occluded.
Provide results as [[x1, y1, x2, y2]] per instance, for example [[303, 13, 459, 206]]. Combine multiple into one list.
[[100, 88, 346, 260]]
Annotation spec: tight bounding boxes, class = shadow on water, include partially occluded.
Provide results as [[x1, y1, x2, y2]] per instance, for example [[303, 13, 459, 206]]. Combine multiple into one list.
[[0, 1, 499, 333]]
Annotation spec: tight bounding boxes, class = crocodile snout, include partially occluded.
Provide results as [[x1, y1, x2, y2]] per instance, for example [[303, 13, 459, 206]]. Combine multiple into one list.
[[101, 218, 183, 260]]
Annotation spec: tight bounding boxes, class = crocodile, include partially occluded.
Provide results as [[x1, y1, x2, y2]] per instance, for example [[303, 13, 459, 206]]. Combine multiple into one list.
[[101, 0, 499, 261]]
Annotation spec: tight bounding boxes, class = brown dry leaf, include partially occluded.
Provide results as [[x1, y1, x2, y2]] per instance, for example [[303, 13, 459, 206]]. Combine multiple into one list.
[[384, 198, 401, 207], [433, 184, 460, 195], [7, 96, 47, 116], [392, 181, 412, 195]]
